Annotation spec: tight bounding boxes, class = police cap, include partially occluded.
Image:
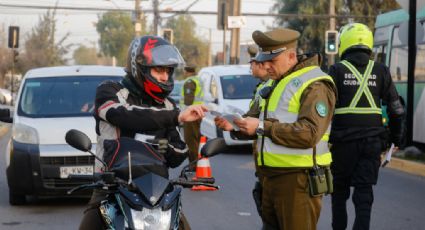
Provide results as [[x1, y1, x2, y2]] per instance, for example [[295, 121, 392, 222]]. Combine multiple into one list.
[[184, 66, 196, 73], [252, 28, 300, 62], [247, 44, 258, 62]]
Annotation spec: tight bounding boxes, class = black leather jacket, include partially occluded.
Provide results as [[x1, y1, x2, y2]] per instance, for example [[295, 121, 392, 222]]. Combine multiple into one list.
[[93, 75, 188, 172]]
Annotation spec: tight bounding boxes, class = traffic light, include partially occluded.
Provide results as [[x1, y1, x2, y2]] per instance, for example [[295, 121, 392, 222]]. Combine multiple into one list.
[[8, 26, 20, 49], [13, 50, 19, 63], [163, 28, 173, 44], [325, 30, 338, 55]]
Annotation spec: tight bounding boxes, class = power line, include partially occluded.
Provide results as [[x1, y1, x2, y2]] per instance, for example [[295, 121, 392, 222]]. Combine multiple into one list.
[[0, 3, 377, 19]]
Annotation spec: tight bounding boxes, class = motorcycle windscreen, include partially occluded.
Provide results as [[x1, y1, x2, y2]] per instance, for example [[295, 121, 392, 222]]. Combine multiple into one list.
[[110, 137, 169, 179]]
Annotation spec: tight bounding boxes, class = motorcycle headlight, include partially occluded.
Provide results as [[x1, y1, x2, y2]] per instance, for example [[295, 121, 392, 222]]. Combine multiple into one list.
[[131, 208, 171, 230], [12, 123, 39, 144]]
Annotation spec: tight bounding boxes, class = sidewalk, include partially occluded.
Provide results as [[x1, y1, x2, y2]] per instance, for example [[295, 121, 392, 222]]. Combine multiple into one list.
[[387, 157, 425, 177]]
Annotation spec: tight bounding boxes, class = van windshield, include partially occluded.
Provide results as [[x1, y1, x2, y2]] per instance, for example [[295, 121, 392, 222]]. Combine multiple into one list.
[[220, 74, 260, 99], [18, 76, 122, 118]]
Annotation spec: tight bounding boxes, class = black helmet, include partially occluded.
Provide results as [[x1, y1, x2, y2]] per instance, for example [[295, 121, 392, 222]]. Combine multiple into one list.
[[126, 35, 185, 102]]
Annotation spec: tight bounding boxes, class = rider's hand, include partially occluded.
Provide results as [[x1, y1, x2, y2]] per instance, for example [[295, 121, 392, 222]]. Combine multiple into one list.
[[178, 104, 208, 123], [214, 116, 234, 131]]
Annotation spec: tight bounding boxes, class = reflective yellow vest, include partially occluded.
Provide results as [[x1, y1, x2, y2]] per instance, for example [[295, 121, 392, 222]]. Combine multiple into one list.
[[180, 76, 204, 107], [249, 79, 273, 108], [257, 66, 334, 168]]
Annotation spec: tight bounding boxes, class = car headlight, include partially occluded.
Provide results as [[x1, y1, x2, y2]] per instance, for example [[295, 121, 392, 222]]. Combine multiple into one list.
[[131, 208, 171, 230], [12, 123, 39, 144]]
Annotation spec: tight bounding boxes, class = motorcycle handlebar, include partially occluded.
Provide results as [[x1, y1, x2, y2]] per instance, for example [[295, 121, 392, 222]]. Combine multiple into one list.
[[171, 178, 219, 189]]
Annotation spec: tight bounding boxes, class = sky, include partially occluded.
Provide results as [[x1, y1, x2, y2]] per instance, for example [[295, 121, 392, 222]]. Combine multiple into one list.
[[0, 0, 278, 62]]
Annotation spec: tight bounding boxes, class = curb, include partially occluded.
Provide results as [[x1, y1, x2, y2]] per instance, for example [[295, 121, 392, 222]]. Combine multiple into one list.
[[387, 157, 425, 177]]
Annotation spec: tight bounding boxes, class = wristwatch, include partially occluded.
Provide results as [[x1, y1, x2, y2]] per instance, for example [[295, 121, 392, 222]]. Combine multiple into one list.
[[256, 121, 264, 136]]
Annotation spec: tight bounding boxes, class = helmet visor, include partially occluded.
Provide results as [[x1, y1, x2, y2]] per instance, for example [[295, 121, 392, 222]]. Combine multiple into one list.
[[139, 45, 185, 67]]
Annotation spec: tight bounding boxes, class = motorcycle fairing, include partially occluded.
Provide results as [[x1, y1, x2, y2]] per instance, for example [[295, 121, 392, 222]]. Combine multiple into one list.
[[133, 172, 170, 206]]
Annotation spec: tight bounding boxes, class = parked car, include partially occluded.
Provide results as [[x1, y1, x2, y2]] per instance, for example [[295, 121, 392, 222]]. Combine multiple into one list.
[[0, 88, 12, 105], [0, 65, 125, 205], [198, 65, 260, 146], [170, 79, 183, 106]]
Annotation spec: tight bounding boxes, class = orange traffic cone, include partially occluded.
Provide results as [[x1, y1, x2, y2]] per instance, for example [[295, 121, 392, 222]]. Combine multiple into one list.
[[192, 136, 217, 191]]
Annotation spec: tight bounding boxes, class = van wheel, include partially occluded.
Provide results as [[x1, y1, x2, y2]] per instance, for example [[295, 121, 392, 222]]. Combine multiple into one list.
[[9, 190, 26, 206]]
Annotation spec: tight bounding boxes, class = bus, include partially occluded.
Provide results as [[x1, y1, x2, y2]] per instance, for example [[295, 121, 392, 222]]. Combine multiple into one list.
[[373, 8, 425, 145]]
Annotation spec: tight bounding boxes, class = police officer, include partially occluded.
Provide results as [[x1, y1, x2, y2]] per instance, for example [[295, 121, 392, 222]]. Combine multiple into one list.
[[216, 28, 337, 230], [80, 35, 207, 230], [328, 23, 405, 230], [181, 66, 203, 171], [229, 44, 271, 217]]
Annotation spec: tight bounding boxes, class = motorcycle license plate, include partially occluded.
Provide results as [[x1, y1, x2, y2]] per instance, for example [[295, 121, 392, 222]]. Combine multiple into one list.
[[59, 165, 93, 178]]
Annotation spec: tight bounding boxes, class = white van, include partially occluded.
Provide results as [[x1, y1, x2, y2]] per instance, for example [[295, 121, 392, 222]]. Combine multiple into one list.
[[198, 65, 260, 146], [0, 65, 124, 205]]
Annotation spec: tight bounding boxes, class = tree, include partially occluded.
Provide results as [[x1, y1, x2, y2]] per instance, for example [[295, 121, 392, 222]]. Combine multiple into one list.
[[272, 0, 400, 55], [96, 11, 136, 66], [18, 9, 70, 74], [73, 45, 98, 65], [0, 26, 13, 88], [164, 15, 209, 71]]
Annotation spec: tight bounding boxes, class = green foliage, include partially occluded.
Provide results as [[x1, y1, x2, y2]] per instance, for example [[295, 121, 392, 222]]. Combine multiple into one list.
[[19, 9, 70, 74], [164, 15, 209, 71], [272, 0, 400, 55], [96, 11, 135, 66], [73, 45, 98, 65]]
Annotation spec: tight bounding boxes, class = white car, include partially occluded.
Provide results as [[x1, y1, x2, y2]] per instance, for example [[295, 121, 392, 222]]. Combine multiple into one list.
[[198, 65, 260, 146], [0, 88, 12, 105], [0, 65, 124, 205]]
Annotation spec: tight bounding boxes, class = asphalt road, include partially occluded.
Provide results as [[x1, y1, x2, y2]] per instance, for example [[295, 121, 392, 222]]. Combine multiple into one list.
[[1, 124, 425, 229]]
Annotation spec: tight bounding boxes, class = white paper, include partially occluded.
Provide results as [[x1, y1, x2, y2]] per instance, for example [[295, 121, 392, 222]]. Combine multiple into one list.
[[209, 111, 243, 131], [382, 143, 395, 167]]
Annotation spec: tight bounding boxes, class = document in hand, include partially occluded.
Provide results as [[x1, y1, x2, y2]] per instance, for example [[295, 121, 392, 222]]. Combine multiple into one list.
[[209, 111, 243, 131], [381, 143, 395, 168]]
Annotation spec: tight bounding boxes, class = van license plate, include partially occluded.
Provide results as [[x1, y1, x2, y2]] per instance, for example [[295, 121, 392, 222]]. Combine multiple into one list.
[[59, 166, 94, 179]]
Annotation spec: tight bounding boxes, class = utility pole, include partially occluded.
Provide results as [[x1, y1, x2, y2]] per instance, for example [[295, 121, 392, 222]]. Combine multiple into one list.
[[153, 0, 159, 36], [328, 0, 336, 66], [134, 0, 142, 37], [229, 0, 241, 64], [208, 28, 212, 66]]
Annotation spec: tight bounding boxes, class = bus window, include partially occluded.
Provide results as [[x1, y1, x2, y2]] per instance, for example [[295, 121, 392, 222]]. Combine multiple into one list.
[[373, 45, 387, 63]]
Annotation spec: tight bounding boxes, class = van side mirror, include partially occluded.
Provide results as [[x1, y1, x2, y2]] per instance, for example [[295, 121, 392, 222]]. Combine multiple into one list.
[[0, 108, 12, 123]]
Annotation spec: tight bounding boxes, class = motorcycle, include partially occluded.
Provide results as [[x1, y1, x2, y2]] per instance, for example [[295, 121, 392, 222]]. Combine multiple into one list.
[[65, 129, 226, 230]]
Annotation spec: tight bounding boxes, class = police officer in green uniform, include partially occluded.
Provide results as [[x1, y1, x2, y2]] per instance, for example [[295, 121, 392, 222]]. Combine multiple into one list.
[[181, 66, 203, 171], [328, 23, 405, 230], [234, 44, 271, 217], [217, 28, 337, 230]]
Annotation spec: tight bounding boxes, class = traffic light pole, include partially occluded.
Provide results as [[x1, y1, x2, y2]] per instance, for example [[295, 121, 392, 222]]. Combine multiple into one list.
[[328, 0, 336, 66], [10, 48, 15, 105]]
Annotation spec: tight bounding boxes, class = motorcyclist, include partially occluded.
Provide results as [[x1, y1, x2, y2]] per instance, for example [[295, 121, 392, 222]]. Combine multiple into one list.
[[79, 35, 207, 230]]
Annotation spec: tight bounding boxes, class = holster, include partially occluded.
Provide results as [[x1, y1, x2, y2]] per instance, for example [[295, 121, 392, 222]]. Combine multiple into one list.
[[252, 181, 262, 216], [308, 147, 333, 197]]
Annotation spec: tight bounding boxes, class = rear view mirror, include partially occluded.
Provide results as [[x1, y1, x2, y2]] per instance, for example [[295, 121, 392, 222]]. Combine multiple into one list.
[[0, 108, 12, 123], [200, 138, 227, 158], [65, 129, 92, 152]]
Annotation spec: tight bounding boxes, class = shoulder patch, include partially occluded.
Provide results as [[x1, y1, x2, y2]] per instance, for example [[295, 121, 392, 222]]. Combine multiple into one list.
[[315, 101, 328, 117], [291, 78, 302, 87]]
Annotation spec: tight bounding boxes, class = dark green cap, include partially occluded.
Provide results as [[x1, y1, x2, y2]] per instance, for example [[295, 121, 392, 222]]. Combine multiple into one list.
[[252, 28, 300, 62], [184, 66, 196, 73]]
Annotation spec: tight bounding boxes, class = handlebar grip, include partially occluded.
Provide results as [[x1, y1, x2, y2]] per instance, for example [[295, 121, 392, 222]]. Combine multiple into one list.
[[192, 177, 215, 184]]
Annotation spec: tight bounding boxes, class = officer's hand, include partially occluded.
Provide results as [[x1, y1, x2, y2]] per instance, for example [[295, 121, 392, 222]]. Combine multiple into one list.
[[235, 117, 259, 135], [178, 105, 208, 123], [214, 116, 233, 131]]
